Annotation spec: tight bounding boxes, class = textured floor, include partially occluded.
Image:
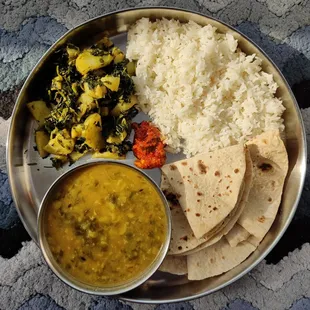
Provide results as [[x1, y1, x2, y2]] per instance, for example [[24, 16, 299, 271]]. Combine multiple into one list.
[[0, 0, 310, 309]]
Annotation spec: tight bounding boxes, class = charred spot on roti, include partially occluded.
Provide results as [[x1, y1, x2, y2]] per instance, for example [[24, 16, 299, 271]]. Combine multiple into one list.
[[182, 176, 186, 179], [163, 190, 179, 207], [210, 258, 214, 263], [178, 246, 182, 250], [170, 164, 177, 171], [208, 205, 212, 208], [268, 197, 272, 202], [198, 160, 208, 174], [189, 167, 193, 172], [195, 213, 201, 217], [234, 168, 239, 173], [187, 208, 190, 212], [213, 207, 218, 211], [226, 186, 230, 189], [218, 193, 222, 197], [180, 235, 188, 241], [219, 179, 222, 183], [197, 192, 203, 196], [258, 163, 273, 172], [222, 256, 225, 259], [181, 161, 187, 166], [258, 216, 266, 223], [170, 177, 173, 180], [197, 199, 200, 203], [215, 171, 220, 177]]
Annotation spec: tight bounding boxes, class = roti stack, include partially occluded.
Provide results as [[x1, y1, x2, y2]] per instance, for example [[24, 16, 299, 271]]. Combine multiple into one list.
[[160, 130, 288, 279]]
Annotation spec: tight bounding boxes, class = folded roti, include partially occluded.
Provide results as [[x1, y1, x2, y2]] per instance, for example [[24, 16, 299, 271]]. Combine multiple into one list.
[[179, 149, 253, 255], [159, 255, 187, 275], [237, 130, 288, 241], [161, 144, 247, 239], [187, 229, 256, 280], [225, 223, 250, 247], [161, 173, 210, 254], [187, 131, 289, 280]]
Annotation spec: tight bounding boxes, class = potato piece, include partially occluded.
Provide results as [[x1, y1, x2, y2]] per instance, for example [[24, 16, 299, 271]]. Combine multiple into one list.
[[106, 117, 128, 145], [76, 50, 114, 75], [92, 151, 125, 159], [110, 95, 137, 116], [106, 130, 127, 144], [71, 124, 84, 139], [69, 151, 87, 163], [114, 53, 125, 63], [27, 100, 51, 127], [83, 113, 105, 151], [83, 82, 107, 99], [77, 93, 97, 120], [44, 129, 74, 155], [66, 44, 80, 61], [126, 61, 136, 76], [35, 131, 50, 158], [78, 92, 94, 105], [101, 75, 120, 92]]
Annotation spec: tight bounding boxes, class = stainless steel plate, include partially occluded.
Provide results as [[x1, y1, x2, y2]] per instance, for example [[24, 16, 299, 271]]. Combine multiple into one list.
[[7, 7, 307, 303]]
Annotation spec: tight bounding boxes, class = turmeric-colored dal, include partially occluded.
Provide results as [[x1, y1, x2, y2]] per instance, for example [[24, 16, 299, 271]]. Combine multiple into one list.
[[45, 163, 167, 286]]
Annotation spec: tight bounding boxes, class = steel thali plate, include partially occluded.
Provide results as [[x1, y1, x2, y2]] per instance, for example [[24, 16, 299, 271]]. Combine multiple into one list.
[[7, 7, 307, 304]]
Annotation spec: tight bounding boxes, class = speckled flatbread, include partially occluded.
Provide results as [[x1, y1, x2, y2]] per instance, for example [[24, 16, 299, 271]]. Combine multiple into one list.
[[161, 144, 247, 240], [225, 223, 250, 247], [237, 130, 288, 240], [159, 255, 187, 275], [178, 149, 253, 256], [187, 131, 289, 280], [187, 230, 256, 280]]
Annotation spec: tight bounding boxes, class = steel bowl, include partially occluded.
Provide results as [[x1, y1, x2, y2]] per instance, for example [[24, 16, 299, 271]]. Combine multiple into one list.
[[7, 7, 307, 303], [37, 161, 172, 296]]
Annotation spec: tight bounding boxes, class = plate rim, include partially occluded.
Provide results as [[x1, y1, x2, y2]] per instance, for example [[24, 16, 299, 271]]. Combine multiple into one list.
[[6, 6, 307, 304]]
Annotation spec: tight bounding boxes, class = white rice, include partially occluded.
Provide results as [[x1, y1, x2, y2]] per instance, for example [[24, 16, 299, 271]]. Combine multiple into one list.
[[126, 18, 285, 156]]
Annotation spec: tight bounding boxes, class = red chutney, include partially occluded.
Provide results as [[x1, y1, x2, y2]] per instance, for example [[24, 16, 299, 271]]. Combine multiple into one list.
[[132, 121, 166, 169]]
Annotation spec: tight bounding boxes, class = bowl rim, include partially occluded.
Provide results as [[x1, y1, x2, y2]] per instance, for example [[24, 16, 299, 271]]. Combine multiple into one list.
[[6, 6, 307, 303], [37, 160, 172, 296]]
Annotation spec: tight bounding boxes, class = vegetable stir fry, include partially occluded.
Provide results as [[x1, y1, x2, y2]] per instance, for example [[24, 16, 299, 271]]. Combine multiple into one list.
[[27, 37, 137, 168]]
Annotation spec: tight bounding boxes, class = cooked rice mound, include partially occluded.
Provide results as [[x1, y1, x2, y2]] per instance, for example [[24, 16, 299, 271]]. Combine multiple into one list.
[[126, 18, 285, 156]]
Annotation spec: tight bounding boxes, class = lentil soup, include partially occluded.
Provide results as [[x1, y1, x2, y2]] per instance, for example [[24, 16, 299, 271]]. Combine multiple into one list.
[[44, 163, 168, 287]]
